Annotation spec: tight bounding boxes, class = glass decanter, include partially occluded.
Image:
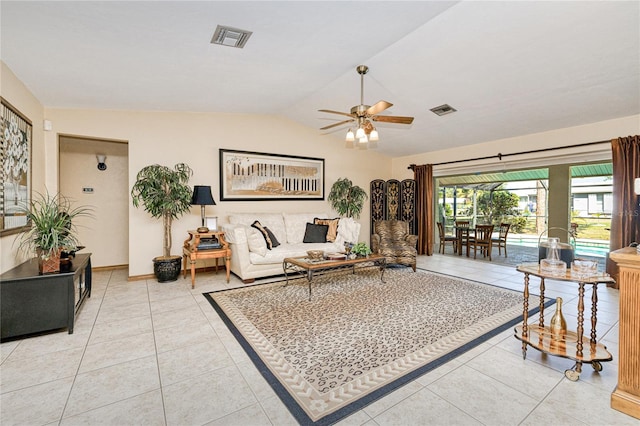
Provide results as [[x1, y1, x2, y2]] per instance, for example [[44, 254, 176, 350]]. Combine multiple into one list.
[[540, 237, 567, 276]]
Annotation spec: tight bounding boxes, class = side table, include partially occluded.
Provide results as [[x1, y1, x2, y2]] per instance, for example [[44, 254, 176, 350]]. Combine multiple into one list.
[[182, 230, 231, 288]]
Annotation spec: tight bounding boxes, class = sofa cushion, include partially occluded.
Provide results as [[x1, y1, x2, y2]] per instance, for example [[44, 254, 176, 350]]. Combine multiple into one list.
[[248, 242, 340, 265], [314, 217, 340, 242], [229, 213, 286, 245], [246, 227, 267, 256], [335, 217, 360, 246], [303, 223, 328, 243], [282, 213, 329, 244], [251, 221, 281, 250]]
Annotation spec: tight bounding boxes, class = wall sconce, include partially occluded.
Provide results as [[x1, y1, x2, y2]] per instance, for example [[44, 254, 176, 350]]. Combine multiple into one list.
[[96, 154, 107, 171]]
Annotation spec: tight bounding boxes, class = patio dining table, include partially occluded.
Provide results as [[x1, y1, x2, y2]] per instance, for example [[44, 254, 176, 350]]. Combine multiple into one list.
[[453, 225, 475, 256]]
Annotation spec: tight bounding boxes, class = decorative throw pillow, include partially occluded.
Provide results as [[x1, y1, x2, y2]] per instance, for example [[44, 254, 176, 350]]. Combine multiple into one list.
[[251, 220, 281, 250], [303, 222, 329, 243], [246, 227, 267, 256], [314, 217, 340, 242]]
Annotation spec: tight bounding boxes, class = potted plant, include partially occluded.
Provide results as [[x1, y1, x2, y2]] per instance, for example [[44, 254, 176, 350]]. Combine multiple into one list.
[[131, 163, 193, 282], [17, 191, 93, 274], [328, 178, 367, 219], [351, 242, 372, 257]]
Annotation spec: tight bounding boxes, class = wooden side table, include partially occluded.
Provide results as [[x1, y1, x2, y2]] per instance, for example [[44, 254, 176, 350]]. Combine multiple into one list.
[[182, 230, 231, 288]]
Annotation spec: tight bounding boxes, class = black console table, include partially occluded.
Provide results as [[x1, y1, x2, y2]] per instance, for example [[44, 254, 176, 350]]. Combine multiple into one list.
[[1, 253, 91, 340]]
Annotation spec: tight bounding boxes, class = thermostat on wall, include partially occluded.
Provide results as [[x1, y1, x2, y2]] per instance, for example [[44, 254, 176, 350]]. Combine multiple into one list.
[[82, 187, 94, 193]]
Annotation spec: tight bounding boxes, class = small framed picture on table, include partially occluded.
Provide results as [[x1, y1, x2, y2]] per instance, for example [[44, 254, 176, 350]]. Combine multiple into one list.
[[205, 216, 218, 231]]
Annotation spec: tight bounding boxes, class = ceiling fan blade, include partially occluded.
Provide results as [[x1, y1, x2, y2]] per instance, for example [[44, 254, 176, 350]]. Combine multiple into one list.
[[320, 119, 354, 130], [366, 101, 393, 116], [318, 109, 355, 119], [372, 115, 415, 125]]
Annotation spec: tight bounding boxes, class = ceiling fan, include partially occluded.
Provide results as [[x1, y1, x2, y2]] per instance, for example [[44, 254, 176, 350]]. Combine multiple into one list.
[[319, 65, 414, 143]]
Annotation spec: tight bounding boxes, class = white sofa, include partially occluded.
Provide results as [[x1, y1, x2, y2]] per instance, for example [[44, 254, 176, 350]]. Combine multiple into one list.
[[221, 213, 361, 283]]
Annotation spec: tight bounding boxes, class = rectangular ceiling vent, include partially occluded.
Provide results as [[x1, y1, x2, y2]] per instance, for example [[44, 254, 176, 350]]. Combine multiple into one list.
[[430, 104, 457, 116], [211, 25, 252, 49]]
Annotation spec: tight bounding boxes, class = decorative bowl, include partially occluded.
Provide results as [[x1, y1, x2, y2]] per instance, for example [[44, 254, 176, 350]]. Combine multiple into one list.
[[307, 250, 324, 260]]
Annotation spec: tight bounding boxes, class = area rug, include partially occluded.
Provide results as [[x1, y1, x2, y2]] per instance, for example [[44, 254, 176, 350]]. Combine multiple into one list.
[[204, 268, 549, 425]]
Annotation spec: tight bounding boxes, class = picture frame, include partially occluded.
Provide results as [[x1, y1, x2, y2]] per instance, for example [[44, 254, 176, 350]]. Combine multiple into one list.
[[219, 149, 324, 201], [1, 97, 32, 235], [205, 216, 218, 231]]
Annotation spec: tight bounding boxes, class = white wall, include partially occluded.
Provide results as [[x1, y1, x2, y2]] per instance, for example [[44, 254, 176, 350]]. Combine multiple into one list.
[[0, 62, 46, 272], [59, 136, 129, 268], [44, 109, 391, 277]]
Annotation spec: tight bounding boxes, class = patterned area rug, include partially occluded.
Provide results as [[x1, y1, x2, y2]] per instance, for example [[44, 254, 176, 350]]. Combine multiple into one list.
[[204, 268, 547, 425]]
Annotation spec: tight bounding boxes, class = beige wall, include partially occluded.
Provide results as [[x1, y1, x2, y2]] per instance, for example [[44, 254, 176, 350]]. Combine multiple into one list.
[[59, 136, 129, 268], [44, 109, 391, 277], [0, 62, 46, 272], [391, 115, 640, 179]]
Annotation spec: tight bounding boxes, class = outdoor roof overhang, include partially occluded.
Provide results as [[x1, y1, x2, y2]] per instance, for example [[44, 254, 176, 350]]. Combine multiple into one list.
[[437, 163, 612, 189]]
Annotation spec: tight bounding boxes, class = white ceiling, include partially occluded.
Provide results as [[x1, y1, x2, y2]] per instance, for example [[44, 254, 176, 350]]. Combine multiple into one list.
[[1, 1, 639, 157]]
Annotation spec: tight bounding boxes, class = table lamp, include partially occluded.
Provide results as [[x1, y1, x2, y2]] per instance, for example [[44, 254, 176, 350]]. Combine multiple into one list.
[[191, 185, 216, 233]]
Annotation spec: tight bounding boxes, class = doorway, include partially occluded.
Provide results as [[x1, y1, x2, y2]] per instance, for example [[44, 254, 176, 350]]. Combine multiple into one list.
[[59, 135, 129, 268]]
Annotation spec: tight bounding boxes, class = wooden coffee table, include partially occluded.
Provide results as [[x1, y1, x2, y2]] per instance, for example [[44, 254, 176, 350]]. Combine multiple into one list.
[[283, 254, 386, 300]]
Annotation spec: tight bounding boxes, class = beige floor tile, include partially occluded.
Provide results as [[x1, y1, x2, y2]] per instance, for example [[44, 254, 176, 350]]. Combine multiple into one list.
[[63, 355, 160, 418], [0, 376, 74, 426], [466, 346, 563, 400], [157, 338, 234, 386], [1, 346, 84, 393], [150, 294, 200, 315], [258, 394, 299, 426], [88, 314, 153, 345], [204, 402, 272, 426], [0, 340, 19, 363], [5, 328, 91, 358], [153, 322, 218, 353], [334, 409, 374, 426], [372, 387, 482, 425], [95, 300, 151, 324], [362, 380, 423, 418], [236, 359, 278, 401], [60, 390, 166, 426], [162, 366, 257, 425], [427, 364, 538, 424], [79, 331, 156, 373]]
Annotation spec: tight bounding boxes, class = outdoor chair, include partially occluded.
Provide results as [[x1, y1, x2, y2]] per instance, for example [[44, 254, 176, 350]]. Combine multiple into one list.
[[454, 220, 471, 256], [437, 222, 457, 254], [371, 220, 418, 271], [491, 223, 511, 257], [468, 224, 494, 261]]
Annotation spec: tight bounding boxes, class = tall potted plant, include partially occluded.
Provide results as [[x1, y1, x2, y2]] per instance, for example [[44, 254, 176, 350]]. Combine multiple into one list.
[[328, 177, 367, 219], [131, 163, 193, 282], [17, 192, 93, 274]]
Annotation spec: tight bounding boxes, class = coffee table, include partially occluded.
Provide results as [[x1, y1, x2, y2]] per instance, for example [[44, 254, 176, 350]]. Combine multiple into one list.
[[283, 254, 386, 300]]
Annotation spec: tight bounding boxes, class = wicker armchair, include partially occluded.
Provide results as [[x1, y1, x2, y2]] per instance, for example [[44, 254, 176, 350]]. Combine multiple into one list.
[[371, 220, 418, 271]]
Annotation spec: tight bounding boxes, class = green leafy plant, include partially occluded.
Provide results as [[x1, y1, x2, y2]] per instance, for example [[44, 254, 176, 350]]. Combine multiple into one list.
[[351, 242, 372, 256], [17, 191, 93, 260], [131, 163, 193, 258], [328, 178, 367, 219]]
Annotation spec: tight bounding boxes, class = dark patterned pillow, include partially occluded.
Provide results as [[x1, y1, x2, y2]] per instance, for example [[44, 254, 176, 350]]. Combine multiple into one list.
[[314, 217, 340, 242], [251, 220, 280, 250], [303, 222, 329, 243]]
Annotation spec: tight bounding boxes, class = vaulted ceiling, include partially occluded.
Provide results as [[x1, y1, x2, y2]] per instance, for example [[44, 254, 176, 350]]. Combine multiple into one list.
[[1, 1, 638, 157]]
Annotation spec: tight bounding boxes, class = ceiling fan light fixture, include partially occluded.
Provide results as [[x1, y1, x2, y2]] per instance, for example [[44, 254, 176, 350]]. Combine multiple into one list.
[[345, 129, 355, 142], [359, 135, 368, 144], [355, 127, 365, 139], [369, 128, 379, 141]]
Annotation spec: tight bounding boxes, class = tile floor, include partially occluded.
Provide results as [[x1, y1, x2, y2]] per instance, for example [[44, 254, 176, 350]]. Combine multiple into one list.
[[1, 254, 637, 425]]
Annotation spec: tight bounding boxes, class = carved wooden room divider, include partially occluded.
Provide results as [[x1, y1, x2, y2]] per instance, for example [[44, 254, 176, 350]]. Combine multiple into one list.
[[370, 179, 417, 236]]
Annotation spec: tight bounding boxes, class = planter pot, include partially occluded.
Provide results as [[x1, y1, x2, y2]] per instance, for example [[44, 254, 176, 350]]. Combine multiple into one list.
[[153, 255, 182, 282], [37, 248, 62, 274]]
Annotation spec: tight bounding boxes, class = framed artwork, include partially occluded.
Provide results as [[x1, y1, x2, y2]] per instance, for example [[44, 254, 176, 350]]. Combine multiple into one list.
[[205, 216, 218, 231], [1, 97, 32, 235], [219, 149, 324, 201]]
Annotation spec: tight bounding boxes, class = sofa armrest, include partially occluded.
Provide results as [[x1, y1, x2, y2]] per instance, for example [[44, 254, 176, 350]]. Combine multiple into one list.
[[371, 234, 381, 253], [405, 234, 418, 248], [221, 223, 248, 245]]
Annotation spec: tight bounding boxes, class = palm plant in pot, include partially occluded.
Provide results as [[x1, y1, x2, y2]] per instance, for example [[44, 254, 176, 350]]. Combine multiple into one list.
[[328, 177, 368, 219], [17, 191, 93, 274], [131, 163, 193, 282]]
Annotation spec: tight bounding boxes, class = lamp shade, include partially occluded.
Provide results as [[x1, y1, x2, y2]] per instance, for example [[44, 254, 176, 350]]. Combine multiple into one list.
[[191, 185, 216, 205]]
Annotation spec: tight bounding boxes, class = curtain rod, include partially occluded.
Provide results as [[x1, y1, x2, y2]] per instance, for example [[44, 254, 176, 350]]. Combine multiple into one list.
[[407, 139, 610, 170]]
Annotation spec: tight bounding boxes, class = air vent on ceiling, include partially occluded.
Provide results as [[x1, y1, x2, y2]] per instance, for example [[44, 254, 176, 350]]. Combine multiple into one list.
[[430, 104, 457, 116], [211, 25, 252, 49]]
